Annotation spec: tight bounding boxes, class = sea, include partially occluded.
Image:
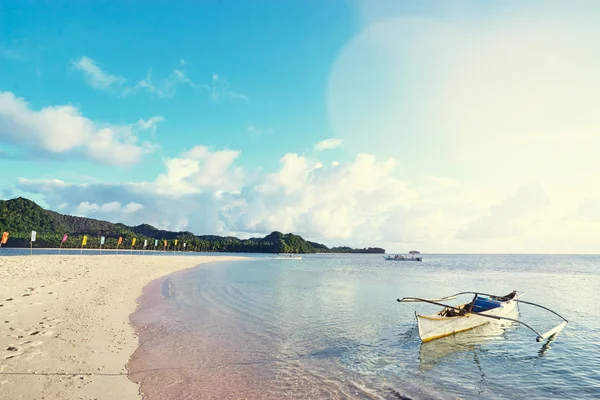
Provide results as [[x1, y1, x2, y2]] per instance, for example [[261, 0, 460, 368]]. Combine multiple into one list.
[[121, 253, 600, 399]]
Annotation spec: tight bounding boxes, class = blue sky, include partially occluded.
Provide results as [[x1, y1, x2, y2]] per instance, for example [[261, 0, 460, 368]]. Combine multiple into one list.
[[1, 1, 600, 253]]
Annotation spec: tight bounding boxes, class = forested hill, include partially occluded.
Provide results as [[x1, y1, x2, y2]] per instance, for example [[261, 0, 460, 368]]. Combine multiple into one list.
[[0, 197, 385, 254]]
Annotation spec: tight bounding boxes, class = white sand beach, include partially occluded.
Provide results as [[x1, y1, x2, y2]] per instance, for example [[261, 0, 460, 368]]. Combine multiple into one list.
[[0, 255, 247, 400]]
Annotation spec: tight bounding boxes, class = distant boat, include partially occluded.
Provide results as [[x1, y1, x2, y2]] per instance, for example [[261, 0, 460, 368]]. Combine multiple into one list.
[[271, 254, 302, 260], [384, 251, 422, 261]]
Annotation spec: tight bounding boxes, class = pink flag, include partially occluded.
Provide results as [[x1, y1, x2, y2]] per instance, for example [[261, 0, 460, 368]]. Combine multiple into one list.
[[62, 234, 68, 243]]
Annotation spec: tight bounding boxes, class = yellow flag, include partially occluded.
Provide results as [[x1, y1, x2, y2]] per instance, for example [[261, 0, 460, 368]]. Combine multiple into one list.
[[132, 238, 137, 247], [82, 236, 88, 246], [174, 239, 178, 246], [163, 240, 167, 247]]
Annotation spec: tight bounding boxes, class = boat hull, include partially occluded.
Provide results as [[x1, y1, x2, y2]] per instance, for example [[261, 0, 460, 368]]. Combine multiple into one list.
[[416, 298, 518, 342]]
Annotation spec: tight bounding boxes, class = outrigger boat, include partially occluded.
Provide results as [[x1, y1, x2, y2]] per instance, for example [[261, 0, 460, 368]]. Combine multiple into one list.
[[398, 291, 568, 343]]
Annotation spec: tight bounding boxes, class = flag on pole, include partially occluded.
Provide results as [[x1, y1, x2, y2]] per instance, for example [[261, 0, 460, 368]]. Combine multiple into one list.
[[62, 234, 68, 243], [82, 236, 88, 246], [154, 239, 158, 247], [100, 236, 105, 245], [174, 239, 178, 246], [1, 232, 8, 244], [143, 239, 147, 248], [132, 238, 137, 247], [183, 243, 186, 248], [118, 237, 123, 245], [31, 231, 37, 242], [163, 240, 167, 247]]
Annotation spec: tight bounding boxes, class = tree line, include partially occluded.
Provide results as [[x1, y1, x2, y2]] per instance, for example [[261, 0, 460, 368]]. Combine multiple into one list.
[[0, 197, 385, 254]]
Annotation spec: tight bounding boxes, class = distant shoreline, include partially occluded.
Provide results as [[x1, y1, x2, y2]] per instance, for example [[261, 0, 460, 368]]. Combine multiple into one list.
[[0, 247, 386, 255]]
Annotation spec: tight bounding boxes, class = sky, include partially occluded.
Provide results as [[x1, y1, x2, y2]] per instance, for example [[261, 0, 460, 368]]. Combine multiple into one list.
[[1, 0, 599, 253]]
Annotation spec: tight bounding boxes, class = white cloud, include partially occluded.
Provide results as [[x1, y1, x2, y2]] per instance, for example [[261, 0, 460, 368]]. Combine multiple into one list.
[[71, 56, 248, 101], [0, 91, 155, 166], [246, 123, 273, 137], [72, 56, 126, 91], [73, 201, 144, 221], [314, 138, 343, 152], [138, 116, 165, 130], [153, 146, 244, 196], [455, 184, 551, 240], [14, 142, 600, 253], [133, 68, 194, 98], [203, 73, 248, 102]]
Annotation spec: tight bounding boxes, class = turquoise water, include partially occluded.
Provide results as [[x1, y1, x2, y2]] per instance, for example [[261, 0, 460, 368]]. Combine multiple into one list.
[[129, 254, 600, 399]]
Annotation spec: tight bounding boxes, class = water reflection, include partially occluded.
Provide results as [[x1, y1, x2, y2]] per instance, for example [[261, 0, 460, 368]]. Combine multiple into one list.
[[417, 308, 518, 372]]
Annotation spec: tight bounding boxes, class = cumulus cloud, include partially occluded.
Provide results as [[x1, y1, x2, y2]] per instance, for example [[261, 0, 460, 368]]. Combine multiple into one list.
[[72, 56, 126, 91], [15, 148, 422, 246], [152, 146, 244, 197], [0, 91, 155, 166], [15, 142, 599, 253], [74, 201, 144, 216], [314, 138, 343, 152]]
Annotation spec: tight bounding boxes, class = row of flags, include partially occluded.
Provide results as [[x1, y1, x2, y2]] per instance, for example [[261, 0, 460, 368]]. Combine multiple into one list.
[[0, 230, 188, 250]]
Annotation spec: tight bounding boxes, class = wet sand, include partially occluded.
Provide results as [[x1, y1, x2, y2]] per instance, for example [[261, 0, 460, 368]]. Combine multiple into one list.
[[127, 275, 274, 400], [0, 255, 247, 400]]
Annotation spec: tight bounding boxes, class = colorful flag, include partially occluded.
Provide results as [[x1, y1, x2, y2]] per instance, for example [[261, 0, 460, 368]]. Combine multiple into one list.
[[132, 238, 137, 247], [62, 234, 68, 243], [82, 236, 88, 246], [174, 239, 178, 246], [100, 236, 105, 245], [118, 237, 123, 245], [1, 232, 8, 244], [163, 240, 167, 247], [31, 230, 37, 242], [154, 239, 158, 247], [143, 239, 147, 248]]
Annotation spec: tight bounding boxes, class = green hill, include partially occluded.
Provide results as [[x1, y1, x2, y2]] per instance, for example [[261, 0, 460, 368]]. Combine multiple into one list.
[[0, 197, 385, 254]]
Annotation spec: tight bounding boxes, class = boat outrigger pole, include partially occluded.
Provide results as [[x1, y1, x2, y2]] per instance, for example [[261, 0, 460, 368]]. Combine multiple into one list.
[[397, 296, 567, 342]]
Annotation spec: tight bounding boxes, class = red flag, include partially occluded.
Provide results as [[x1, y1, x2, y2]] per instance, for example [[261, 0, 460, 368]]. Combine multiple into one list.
[[1, 232, 8, 244], [118, 237, 123, 245], [62, 234, 68, 243]]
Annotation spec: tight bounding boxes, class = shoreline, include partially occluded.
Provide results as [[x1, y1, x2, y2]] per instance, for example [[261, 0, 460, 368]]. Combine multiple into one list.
[[0, 254, 248, 400]]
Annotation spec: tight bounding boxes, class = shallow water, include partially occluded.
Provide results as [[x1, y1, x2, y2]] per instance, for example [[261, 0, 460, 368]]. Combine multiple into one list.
[[128, 254, 600, 399]]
